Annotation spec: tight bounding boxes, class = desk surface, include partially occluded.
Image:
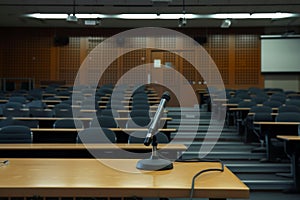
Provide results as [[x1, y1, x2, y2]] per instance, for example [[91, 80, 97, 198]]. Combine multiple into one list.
[[0, 158, 249, 199], [6, 117, 172, 121], [0, 143, 186, 150], [277, 135, 300, 141], [30, 128, 176, 132]]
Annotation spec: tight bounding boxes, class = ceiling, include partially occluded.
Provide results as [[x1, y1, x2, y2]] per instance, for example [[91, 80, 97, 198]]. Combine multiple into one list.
[[0, 0, 300, 31]]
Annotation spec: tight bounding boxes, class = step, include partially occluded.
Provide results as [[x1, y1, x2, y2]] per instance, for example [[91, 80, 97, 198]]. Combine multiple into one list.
[[237, 173, 294, 190], [168, 119, 212, 125], [167, 126, 236, 132], [171, 133, 242, 142], [187, 145, 255, 152], [243, 179, 293, 190], [226, 163, 291, 173], [184, 141, 258, 147], [181, 151, 265, 160]]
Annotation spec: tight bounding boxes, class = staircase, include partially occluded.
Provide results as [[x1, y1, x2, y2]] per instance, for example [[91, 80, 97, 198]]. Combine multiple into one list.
[[166, 106, 294, 191]]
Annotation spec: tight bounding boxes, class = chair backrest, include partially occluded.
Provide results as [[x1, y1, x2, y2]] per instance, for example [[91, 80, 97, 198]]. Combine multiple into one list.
[[54, 103, 71, 109], [237, 100, 256, 108], [131, 104, 150, 111], [270, 95, 286, 104], [254, 113, 273, 122], [227, 97, 241, 104], [98, 109, 116, 117], [278, 105, 300, 113], [276, 112, 300, 122], [251, 96, 268, 104], [44, 96, 61, 101], [29, 108, 54, 117], [77, 127, 116, 143], [132, 96, 148, 102], [61, 99, 72, 105], [9, 96, 27, 104], [53, 119, 84, 129], [53, 103, 73, 117], [289, 96, 300, 100], [12, 119, 39, 128], [90, 116, 118, 128], [262, 100, 282, 108], [56, 90, 71, 97], [236, 92, 251, 100], [128, 131, 169, 144], [0, 125, 32, 143], [28, 89, 43, 100], [130, 109, 151, 118], [3, 108, 30, 117], [3, 102, 23, 109], [126, 117, 151, 128], [250, 105, 272, 113], [285, 99, 300, 108], [0, 118, 14, 128], [26, 100, 46, 108]]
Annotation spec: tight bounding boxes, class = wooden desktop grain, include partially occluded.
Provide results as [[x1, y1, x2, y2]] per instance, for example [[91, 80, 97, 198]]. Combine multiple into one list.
[[0, 143, 187, 151], [277, 135, 300, 141], [0, 158, 249, 199]]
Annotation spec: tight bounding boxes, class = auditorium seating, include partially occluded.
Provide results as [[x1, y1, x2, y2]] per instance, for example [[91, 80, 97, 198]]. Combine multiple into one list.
[[0, 84, 300, 194]]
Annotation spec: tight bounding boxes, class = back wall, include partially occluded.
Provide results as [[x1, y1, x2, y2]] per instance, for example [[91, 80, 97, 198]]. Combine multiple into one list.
[[0, 27, 266, 91]]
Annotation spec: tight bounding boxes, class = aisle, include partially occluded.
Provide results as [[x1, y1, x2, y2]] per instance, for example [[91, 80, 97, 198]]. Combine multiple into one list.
[[166, 107, 294, 191]]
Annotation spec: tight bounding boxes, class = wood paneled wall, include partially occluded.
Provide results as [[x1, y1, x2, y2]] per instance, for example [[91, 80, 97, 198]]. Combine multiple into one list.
[[0, 27, 264, 90]]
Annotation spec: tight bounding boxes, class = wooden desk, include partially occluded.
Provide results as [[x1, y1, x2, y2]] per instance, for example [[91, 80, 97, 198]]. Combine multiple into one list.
[[277, 135, 300, 192], [254, 122, 300, 162], [97, 100, 161, 105], [124, 96, 159, 100], [31, 128, 82, 143], [7, 117, 92, 128], [0, 99, 8, 103], [29, 128, 177, 143], [4, 117, 172, 128], [0, 143, 186, 159], [110, 128, 177, 143], [0, 158, 249, 199]]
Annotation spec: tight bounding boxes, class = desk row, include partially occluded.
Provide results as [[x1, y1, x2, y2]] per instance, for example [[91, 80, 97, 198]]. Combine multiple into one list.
[[0, 127, 176, 143]]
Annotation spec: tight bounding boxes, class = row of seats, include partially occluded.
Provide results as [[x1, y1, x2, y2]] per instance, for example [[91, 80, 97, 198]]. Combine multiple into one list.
[[0, 83, 158, 118], [219, 88, 300, 162], [0, 125, 169, 144], [0, 84, 166, 144]]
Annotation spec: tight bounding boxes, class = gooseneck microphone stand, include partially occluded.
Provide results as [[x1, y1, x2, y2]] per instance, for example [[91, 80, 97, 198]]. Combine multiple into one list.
[[136, 133, 173, 171], [136, 92, 173, 171]]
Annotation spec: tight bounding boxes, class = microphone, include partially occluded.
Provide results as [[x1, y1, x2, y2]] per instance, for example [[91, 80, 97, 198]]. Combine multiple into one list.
[[144, 91, 171, 146]]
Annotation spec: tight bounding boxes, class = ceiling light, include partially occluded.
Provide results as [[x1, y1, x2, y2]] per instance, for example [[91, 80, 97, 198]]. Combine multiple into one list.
[[211, 12, 297, 19], [117, 14, 158, 19], [77, 14, 106, 19], [212, 13, 250, 19], [250, 12, 297, 19], [24, 12, 299, 20], [116, 14, 197, 19], [178, 17, 187, 27], [25, 13, 69, 19], [84, 19, 101, 26], [66, 14, 78, 22], [220, 19, 231, 28]]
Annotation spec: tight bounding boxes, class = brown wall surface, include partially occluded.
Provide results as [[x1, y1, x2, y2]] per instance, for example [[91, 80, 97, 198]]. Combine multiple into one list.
[[0, 27, 264, 90]]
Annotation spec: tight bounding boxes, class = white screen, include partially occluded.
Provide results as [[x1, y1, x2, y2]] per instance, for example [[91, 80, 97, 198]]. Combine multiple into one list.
[[261, 37, 300, 73]]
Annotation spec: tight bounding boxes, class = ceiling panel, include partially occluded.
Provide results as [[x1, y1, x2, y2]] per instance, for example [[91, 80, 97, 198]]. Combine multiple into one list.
[[0, 0, 299, 29]]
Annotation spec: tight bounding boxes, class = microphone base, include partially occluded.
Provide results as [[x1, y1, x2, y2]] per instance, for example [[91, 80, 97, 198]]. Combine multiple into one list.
[[136, 158, 173, 171]]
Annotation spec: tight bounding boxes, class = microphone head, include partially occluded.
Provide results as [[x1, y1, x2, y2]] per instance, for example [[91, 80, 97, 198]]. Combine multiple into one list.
[[161, 91, 171, 102]]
